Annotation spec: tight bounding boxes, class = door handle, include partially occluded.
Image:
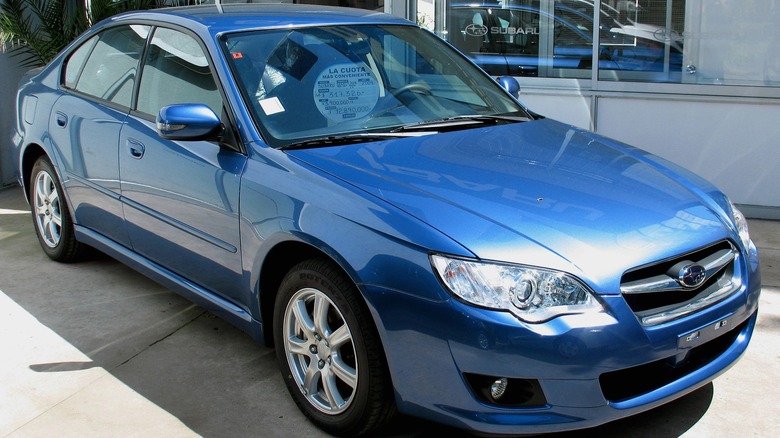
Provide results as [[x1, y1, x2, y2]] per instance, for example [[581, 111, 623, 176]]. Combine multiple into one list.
[[127, 138, 145, 159]]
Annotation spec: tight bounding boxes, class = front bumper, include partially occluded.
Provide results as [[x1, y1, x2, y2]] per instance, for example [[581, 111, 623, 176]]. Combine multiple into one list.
[[364, 266, 760, 435]]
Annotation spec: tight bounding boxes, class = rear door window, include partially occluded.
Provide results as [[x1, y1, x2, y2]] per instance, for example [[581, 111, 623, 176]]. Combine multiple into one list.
[[63, 25, 150, 108]]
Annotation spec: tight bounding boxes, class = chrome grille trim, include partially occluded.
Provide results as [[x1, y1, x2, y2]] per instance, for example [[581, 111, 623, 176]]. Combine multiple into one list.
[[639, 278, 739, 326], [621, 248, 736, 295], [620, 241, 741, 326]]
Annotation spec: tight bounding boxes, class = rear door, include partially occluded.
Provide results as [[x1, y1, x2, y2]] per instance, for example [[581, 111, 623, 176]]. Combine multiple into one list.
[[119, 26, 246, 301], [49, 25, 150, 247]]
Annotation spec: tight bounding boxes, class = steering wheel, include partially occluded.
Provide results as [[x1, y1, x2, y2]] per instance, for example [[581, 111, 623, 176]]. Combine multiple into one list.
[[393, 82, 433, 97]]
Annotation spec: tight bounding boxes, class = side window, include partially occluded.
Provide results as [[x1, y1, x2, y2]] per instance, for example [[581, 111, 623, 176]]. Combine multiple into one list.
[[64, 36, 98, 89], [64, 25, 150, 107], [137, 27, 222, 117]]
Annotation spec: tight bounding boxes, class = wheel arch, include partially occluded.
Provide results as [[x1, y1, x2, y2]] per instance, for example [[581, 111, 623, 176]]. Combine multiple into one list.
[[20, 143, 47, 201], [257, 239, 365, 347]]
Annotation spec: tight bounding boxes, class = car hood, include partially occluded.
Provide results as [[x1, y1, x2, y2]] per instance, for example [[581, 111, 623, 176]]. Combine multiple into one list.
[[287, 119, 731, 291]]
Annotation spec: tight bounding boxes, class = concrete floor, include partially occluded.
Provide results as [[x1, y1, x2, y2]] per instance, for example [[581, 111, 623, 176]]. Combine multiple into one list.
[[1, 185, 778, 438]]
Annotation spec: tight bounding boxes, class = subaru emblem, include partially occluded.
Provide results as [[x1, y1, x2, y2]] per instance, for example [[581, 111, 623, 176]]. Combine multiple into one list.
[[678, 264, 706, 288]]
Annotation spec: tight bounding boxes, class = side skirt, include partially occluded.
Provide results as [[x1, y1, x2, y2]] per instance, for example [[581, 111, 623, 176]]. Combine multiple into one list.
[[74, 224, 266, 344]]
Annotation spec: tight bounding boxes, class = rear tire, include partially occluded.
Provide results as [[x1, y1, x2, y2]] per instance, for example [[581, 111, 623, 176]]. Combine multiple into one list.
[[274, 258, 396, 436], [29, 156, 83, 262]]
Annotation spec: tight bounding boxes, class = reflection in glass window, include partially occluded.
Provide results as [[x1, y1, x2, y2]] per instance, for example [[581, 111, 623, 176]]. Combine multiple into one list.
[[65, 25, 150, 107], [300, 0, 386, 10], [444, 0, 684, 80], [137, 28, 222, 116], [201, 0, 385, 11], [679, 0, 780, 87], [446, 1, 544, 77], [441, 0, 778, 87], [597, 0, 685, 83]]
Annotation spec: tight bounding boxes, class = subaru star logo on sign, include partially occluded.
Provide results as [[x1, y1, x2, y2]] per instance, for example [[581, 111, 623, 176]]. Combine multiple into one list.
[[13, 3, 760, 437], [464, 23, 489, 36]]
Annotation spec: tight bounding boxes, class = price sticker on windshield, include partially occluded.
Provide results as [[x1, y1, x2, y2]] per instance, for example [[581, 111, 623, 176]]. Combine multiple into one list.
[[314, 63, 380, 122]]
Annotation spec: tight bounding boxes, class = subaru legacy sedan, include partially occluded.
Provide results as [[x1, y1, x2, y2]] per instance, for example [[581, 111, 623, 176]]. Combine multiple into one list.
[[14, 4, 760, 436]]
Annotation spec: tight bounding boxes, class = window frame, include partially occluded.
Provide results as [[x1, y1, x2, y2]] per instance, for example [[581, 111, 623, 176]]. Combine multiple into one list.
[[60, 24, 151, 111], [59, 20, 245, 153], [132, 25, 218, 119]]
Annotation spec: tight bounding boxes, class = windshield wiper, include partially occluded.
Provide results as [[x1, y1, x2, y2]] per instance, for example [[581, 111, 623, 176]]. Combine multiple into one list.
[[281, 115, 530, 149], [391, 115, 531, 133], [281, 131, 433, 150]]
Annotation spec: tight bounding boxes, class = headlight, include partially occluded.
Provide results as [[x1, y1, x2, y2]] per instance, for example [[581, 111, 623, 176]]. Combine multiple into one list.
[[729, 201, 751, 250], [431, 254, 604, 323]]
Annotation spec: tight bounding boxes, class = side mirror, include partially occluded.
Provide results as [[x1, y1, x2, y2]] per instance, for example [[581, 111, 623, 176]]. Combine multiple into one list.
[[497, 76, 521, 99], [156, 104, 222, 141]]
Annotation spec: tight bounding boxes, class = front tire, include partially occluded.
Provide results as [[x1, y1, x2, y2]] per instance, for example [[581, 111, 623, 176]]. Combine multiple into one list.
[[274, 259, 395, 436], [29, 156, 83, 262]]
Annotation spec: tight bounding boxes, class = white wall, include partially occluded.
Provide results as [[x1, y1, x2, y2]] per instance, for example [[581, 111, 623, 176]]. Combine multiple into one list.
[[518, 89, 780, 217], [0, 52, 28, 187], [597, 97, 780, 209], [517, 91, 594, 130]]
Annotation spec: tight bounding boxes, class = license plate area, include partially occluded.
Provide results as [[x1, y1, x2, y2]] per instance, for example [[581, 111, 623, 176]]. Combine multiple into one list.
[[677, 314, 733, 350]]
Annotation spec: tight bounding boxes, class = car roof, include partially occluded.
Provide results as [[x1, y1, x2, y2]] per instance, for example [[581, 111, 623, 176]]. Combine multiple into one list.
[[107, 4, 414, 36]]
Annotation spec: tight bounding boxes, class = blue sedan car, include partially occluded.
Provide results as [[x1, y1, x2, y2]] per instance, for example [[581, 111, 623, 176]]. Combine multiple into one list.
[[14, 4, 760, 436]]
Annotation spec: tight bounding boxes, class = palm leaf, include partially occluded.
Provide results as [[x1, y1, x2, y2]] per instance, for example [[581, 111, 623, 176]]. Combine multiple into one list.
[[0, 0, 182, 68]]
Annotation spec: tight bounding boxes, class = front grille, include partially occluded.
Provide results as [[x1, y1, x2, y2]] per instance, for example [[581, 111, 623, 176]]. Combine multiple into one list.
[[620, 240, 740, 326], [599, 317, 747, 402]]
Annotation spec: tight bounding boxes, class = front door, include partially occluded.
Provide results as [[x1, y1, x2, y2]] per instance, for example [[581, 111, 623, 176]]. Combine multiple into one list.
[[119, 26, 246, 301]]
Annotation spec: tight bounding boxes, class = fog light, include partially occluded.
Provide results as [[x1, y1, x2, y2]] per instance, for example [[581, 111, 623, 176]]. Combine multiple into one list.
[[490, 377, 508, 400], [465, 373, 547, 407]]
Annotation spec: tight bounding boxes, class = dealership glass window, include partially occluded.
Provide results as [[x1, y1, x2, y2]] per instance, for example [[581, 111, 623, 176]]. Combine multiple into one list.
[[300, 0, 384, 9], [442, 0, 678, 80], [678, 0, 780, 88], [201, 0, 384, 10], [592, 0, 684, 83], [431, 0, 779, 88]]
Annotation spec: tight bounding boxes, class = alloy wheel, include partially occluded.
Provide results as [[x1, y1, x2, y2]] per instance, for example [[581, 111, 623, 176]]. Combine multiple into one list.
[[33, 170, 62, 248], [282, 287, 358, 415]]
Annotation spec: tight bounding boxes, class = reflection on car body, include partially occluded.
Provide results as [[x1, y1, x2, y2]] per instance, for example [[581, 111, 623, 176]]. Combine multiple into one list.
[[14, 3, 759, 437]]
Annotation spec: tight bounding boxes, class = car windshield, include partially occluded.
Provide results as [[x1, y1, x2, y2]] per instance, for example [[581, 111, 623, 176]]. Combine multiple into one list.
[[222, 24, 530, 149]]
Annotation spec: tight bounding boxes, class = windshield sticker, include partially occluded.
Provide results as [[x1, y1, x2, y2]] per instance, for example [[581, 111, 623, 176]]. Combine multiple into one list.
[[259, 97, 285, 116], [268, 39, 318, 81], [314, 63, 380, 122]]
